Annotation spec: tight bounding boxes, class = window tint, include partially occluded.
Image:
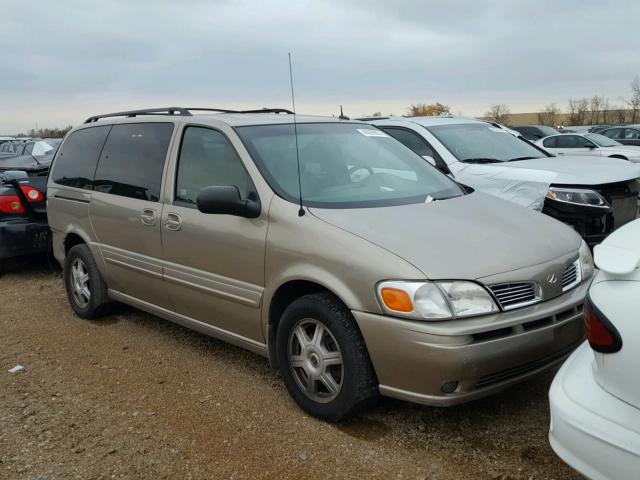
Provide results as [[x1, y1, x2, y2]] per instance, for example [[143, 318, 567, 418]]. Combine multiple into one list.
[[604, 128, 624, 139], [555, 135, 594, 148], [24, 143, 33, 155], [543, 137, 557, 148], [175, 127, 253, 205], [625, 128, 640, 140], [382, 127, 436, 158], [93, 123, 174, 202], [51, 126, 111, 189]]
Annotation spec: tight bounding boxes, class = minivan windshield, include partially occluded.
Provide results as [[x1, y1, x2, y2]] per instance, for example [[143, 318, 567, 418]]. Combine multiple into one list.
[[585, 133, 622, 147], [427, 123, 549, 163], [236, 123, 464, 208]]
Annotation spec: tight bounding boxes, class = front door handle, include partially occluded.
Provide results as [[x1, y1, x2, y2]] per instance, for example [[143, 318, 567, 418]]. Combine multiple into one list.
[[165, 212, 182, 231], [140, 208, 156, 226]]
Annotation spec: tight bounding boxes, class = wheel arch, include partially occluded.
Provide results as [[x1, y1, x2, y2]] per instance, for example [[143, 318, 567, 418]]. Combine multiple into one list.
[[265, 278, 362, 368], [609, 154, 628, 160]]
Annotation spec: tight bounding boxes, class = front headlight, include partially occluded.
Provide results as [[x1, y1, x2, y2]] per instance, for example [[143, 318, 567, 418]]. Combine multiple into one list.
[[377, 280, 499, 321], [579, 240, 595, 280], [546, 187, 609, 208]]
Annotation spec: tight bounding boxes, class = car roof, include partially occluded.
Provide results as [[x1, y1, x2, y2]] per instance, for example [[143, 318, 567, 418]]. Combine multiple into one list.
[[366, 115, 484, 127]]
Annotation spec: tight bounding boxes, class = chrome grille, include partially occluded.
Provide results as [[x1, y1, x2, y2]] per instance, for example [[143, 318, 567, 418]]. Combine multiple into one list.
[[562, 260, 581, 292], [488, 282, 539, 310]]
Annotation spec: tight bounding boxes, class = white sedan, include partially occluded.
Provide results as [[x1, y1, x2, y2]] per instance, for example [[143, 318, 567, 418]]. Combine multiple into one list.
[[536, 133, 640, 162], [549, 218, 640, 479]]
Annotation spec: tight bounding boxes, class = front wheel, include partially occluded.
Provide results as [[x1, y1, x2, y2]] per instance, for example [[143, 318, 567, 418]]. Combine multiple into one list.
[[275, 292, 378, 422]]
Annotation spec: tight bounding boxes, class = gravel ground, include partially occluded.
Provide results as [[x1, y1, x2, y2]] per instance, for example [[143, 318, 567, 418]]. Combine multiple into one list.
[[0, 256, 582, 480]]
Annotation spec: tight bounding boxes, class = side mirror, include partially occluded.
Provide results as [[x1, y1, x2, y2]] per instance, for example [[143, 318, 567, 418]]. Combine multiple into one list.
[[587, 144, 597, 149], [196, 186, 260, 218]]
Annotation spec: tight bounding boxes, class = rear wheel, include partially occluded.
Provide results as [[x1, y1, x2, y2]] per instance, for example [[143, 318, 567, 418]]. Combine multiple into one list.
[[276, 292, 378, 422], [64, 244, 110, 319]]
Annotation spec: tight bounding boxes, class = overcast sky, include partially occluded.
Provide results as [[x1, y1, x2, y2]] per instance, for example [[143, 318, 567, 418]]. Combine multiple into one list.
[[2, 0, 639, 133]]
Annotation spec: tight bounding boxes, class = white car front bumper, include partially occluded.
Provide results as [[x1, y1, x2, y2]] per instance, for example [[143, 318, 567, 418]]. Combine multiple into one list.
[[549, 342, 640, 479]]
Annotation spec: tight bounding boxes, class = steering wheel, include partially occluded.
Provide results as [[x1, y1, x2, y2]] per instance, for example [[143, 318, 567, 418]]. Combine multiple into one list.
[[349, 165, 374, 182]]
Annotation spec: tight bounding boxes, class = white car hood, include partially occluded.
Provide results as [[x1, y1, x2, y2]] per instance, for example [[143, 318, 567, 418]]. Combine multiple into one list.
[[497, 156, 640, 184]]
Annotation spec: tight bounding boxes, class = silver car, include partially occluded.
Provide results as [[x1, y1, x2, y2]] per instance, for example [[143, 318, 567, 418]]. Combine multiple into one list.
[[47, 107, 592, 422]]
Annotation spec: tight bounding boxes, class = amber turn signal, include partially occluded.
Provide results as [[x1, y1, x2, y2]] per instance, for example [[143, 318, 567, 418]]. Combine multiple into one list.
[[380, 287, 414, 313]]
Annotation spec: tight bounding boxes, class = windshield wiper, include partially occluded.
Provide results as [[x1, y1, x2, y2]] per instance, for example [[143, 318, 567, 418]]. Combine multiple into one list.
[[506, 156, 541, 162], [460, 157, 502, 164]]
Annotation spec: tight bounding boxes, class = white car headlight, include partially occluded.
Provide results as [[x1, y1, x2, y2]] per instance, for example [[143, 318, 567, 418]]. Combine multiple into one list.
[[579, 240, 595, 280], [546, 187, 608, 208], [377, 280, 499, 321]]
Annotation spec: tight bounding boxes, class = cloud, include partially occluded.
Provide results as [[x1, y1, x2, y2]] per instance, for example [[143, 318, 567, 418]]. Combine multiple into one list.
[[1, 0, 639, 132]]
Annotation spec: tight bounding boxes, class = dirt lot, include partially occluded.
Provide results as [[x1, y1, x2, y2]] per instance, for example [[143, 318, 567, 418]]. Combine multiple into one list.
[[0, 256, 582, 480]]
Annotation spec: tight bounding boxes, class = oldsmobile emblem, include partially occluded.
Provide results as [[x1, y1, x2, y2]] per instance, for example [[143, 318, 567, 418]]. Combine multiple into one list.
[[547, 273, 558, 285]]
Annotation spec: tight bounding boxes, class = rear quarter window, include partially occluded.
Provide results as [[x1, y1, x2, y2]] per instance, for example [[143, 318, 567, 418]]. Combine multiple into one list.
[[51, 126, 112, 189], [93, 123, 174, 202]]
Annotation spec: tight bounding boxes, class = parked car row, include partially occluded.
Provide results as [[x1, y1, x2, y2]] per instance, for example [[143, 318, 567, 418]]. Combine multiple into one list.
[[4, 107, 639, 477], [0, 138, 58, 173]]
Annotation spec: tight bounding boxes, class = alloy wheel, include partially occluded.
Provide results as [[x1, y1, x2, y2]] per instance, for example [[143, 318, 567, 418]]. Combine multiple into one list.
[[70, 258, 90, 308], [288, 318, 344, 403]]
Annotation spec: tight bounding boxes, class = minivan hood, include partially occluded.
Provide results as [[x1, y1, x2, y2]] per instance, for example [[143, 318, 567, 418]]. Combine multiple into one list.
[[310, 192, 581, 279], [499, 156, 640, 185]]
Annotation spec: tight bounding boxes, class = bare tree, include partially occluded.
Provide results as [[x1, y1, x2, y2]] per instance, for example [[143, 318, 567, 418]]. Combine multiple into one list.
[[407, 102, 451, 116], [613, 106, 627, 124], [601, 97, 612, 124], [485, 104, 511, 125], [589, 95, 605, 124], [537, 103, 561, 126], [624, 76, 640, 124], [567, 98, 590, 125]]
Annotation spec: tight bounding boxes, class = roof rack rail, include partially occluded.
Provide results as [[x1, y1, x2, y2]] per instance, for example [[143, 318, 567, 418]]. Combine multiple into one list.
[[84, 107, 192, 123], [356, 116, 390, 121], [84, 106, 294, 123], [236, 108, 294, 114]]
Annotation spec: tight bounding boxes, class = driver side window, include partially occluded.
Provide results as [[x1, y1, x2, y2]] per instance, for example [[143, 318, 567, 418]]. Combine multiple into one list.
[[175, 127, 254, 205]]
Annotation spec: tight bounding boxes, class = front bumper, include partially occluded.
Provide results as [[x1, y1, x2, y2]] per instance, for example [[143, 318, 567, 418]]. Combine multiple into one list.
[[0, 219, 50, 260], [549, 342, 640, 480], [352, 280, 588, 406]]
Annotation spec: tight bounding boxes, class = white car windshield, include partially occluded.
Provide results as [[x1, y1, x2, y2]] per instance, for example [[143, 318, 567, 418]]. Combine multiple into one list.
[[585, 133, 622, 147], [236, 123, 465, 208], [426, 123, 548, 163], [31, 141, 55, 156]]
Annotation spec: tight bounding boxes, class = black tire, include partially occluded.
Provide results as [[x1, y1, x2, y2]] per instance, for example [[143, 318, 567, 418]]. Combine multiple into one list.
[[63, 244, 110, 319], [275, 292, 378, 422]]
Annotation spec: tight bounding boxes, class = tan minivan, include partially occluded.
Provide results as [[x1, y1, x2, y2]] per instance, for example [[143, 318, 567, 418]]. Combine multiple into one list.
[[48, 107, 592, 422]]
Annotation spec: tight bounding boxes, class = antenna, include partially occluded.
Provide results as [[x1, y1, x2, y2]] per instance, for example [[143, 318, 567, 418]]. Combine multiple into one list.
[[339, 105, 349, 120], [288, 52, 305, 217]]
